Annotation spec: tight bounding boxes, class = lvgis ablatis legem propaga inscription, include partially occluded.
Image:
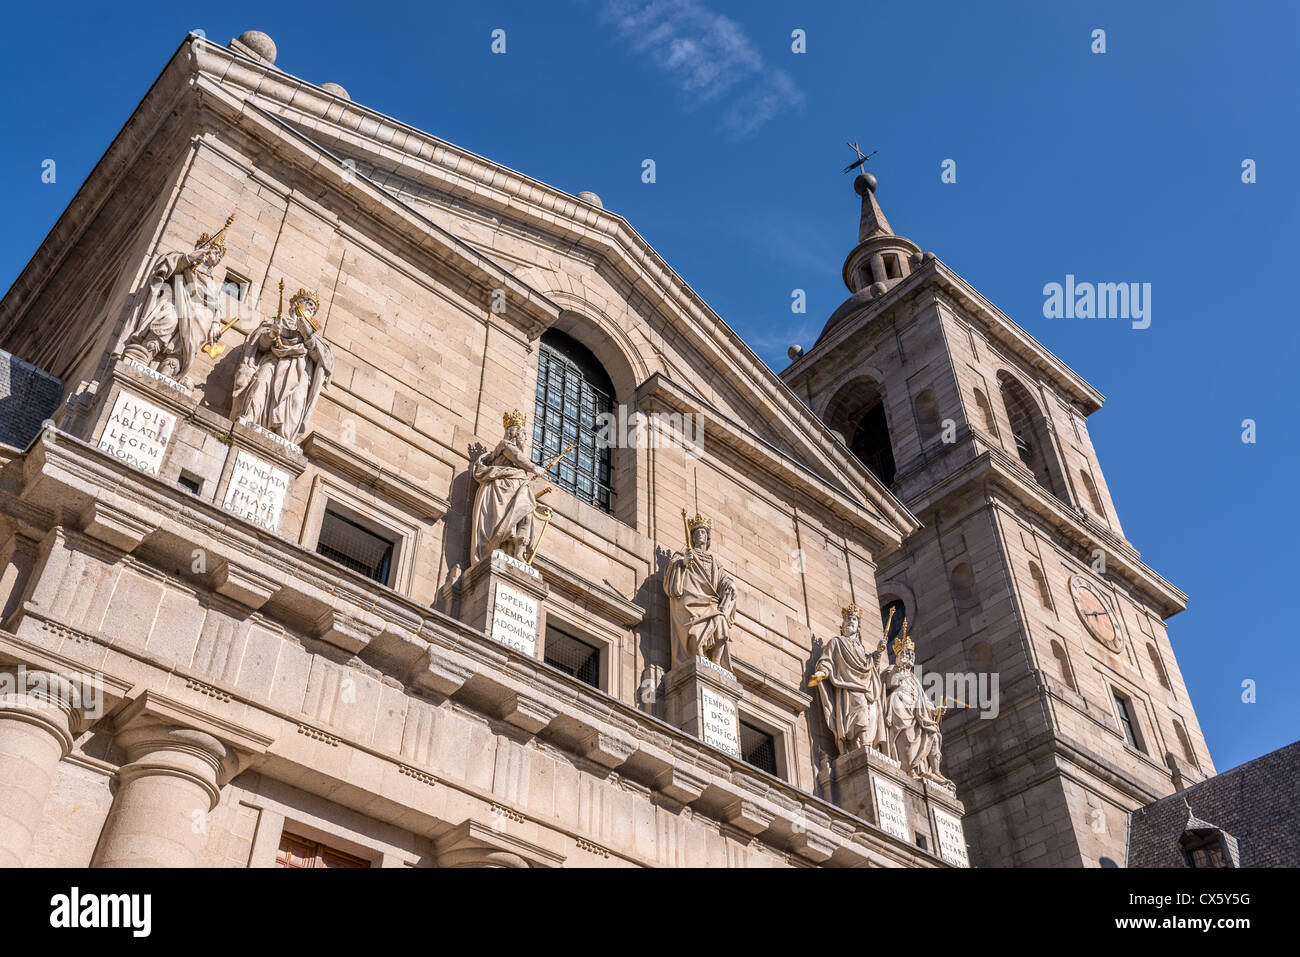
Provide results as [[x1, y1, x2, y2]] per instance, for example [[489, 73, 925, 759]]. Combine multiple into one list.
[[97, 391, 176, 476]]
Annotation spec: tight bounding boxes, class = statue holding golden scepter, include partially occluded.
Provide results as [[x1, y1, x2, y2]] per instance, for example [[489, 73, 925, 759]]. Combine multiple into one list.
[[809, 601, 891, 757], [470, 408, 574, 564]]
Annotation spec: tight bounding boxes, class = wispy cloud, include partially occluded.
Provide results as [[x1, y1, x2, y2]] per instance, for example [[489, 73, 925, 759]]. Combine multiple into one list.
[[592, 0, 804, 136]]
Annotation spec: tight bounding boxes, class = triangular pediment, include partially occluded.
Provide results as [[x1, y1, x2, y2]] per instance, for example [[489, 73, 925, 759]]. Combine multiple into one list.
[[4, 34, 919, 550]]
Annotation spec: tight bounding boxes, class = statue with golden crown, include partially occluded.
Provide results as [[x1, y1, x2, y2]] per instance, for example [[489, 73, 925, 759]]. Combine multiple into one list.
[[230, 279, 334, 442], [883, 622, 953, 787], [809, 602, 891, 757], [663, 510, 738, 673], [118, 214, 234, 381], [469, 410, 555, 564]]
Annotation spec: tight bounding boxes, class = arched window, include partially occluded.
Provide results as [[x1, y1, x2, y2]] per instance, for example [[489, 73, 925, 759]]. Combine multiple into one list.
[[826, 376, 895, 487], [1051, 639, 1076, 691], [1029, 561, 1054, 609], [1147, 643, 1171, 690], [997, 372, 1065, 501], [973, 387, 998, 436], [851, 401, 896, 486], [533, 329, 615, 512], [915, 388, 942, 441]]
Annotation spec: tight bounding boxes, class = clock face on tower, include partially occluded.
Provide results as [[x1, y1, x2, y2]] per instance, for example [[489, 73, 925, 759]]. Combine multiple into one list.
[[1069, 575, 1122, 653]]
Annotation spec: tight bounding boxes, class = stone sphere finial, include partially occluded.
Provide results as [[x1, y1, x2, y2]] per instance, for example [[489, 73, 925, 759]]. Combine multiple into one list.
[[787, 344, 804, 361], [320, 83, 351, 100], [853, 172, 878, 195], [576, 190, 603, 208], [235, 30, 277, 64]]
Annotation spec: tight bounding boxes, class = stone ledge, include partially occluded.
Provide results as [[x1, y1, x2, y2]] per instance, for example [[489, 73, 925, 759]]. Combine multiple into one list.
[[300, 431, 450, 521]]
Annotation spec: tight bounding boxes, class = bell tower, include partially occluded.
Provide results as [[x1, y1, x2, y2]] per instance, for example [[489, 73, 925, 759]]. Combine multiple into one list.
[[781, 173, 1215, 867]]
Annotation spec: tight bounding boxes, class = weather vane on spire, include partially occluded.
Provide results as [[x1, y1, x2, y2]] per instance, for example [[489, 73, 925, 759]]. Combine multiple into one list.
[[842, 140, 878, 175]]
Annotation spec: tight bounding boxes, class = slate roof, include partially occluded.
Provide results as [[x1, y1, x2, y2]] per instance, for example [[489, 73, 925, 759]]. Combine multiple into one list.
[[1127, 739, 1300, 867], [0, 348, 62, 450]]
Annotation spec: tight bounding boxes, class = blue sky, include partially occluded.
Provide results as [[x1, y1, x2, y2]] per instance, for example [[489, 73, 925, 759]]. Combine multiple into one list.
[[2, 1, 1296, 773]]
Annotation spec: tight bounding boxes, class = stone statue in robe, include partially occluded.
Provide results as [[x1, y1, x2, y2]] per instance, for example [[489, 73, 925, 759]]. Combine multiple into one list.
[[470, 413, 551, 564], [663, 515, 737, 673], [231, 286, 333, 442], [810, 604, 890, 757], [119, 219, 231, 381], [884, 628, 953, 786]]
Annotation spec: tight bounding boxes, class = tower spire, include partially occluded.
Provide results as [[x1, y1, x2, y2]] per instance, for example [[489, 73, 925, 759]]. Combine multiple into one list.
[[812, 170, 925, 346], [855, 173, 893, 242]]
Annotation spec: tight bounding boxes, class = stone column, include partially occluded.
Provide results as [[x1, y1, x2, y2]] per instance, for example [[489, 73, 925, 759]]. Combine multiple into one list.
[[92, 718, 239, 868], [0, 669, 82, 867], [433, 819, 565, 869]]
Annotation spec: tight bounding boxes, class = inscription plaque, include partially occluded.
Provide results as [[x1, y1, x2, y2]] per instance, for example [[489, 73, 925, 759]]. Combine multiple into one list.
[[97, 391, 175, 476], [222, 449, 291, 532], [934, 808, 970, 867], [491, 581, 539, 656], [701, 686, 740, 758], [873, 777, 910, 842]]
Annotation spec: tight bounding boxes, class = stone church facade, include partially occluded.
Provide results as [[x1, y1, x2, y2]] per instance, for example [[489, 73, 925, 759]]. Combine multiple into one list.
[[0, 30, 1209, 868]]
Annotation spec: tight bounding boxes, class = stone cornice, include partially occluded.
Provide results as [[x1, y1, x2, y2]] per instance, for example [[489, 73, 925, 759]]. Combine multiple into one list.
[[300, 431, 449, 521], [531, 554, 645, 628], [636, 372, 918, 552], [7, 432, 946, 867], [732, 658, 812, 715], [185, 36, 916, 549], [783, 258, 1105, 415], [907, 444, 1186, 617]]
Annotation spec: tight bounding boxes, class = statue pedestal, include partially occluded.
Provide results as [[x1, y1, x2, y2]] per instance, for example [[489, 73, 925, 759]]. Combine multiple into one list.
[[454, 550, 548, 659], [825, 746, 968, 865], [663, 657, 744, 759]]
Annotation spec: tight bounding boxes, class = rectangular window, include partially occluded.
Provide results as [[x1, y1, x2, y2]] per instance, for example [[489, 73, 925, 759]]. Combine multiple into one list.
[[884, 254, 902, 279], [543, 626, 600, 688], [220, 275, 248, 323], [739, 720, 778, 777], [177, 471, 202, 495], [315, 507, 396, 585], [275, 831, 370, 869], [1112, 691, 1143, 752]]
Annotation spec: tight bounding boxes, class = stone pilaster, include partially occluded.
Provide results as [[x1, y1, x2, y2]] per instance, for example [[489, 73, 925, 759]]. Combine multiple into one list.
[[0, 669, 84, 867]]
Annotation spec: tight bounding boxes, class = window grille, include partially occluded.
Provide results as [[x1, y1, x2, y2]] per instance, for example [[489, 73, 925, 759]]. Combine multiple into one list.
[[316, 508, 395, 584], [532, 331, 614, 512], [739, 721, 778, 776], [543, 626, 600, 688]]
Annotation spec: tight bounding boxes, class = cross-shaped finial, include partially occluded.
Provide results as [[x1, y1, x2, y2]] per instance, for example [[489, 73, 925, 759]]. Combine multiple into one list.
[[843, 140, 878, 174]]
